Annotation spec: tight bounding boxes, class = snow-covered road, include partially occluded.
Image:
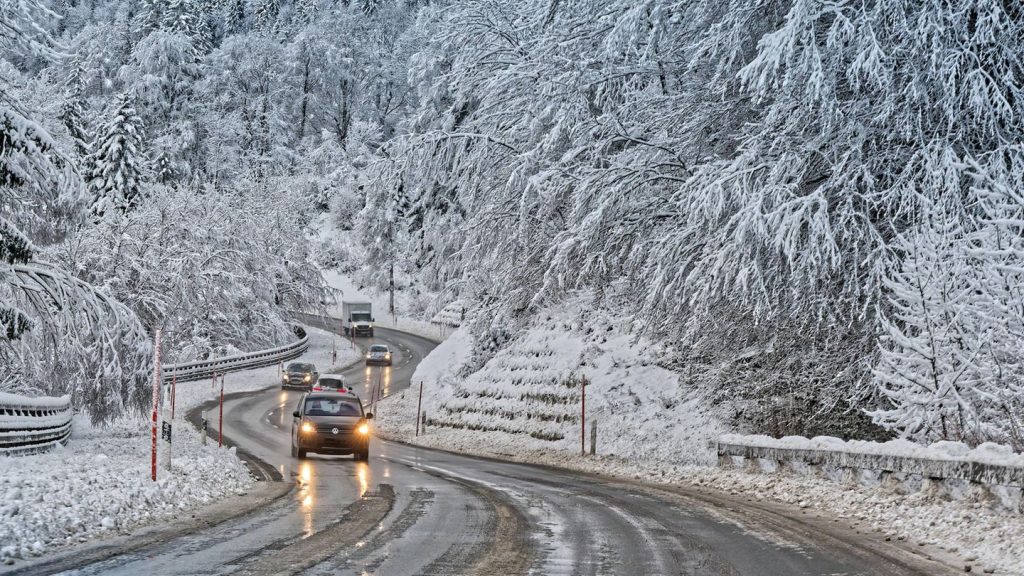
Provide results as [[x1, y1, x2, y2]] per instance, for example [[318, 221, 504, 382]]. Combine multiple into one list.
[[13, 321, 961, 575]]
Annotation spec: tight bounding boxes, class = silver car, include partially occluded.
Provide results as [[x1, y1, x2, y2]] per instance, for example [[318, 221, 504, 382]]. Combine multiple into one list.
[[365, 344, 392, 366]]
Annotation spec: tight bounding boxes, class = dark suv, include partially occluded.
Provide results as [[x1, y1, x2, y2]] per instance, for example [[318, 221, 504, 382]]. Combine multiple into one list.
[[291, 391, 372, 460], [282, 362, 318, 390]]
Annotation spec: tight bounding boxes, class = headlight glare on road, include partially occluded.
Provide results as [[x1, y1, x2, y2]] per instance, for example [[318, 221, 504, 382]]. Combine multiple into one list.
[[301, 421, 315, 434], [357, 423, 369, 435]]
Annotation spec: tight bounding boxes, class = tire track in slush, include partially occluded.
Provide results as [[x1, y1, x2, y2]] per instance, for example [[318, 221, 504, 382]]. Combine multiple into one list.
[[305, 488, 435, 574], [230, 484, 395, 576]]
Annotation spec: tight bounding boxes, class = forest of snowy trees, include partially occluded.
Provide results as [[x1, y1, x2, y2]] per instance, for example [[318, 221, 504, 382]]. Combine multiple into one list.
[[2, 0, 1023, 446]]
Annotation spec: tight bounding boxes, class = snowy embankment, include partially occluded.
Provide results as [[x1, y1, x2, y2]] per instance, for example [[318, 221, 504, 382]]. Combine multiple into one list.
[[0, 324, 356, 566], [374, 302, 1024, 576], [375, 299, 725, 466]]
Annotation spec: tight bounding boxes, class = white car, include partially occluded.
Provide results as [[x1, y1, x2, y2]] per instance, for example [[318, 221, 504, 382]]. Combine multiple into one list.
[[312, 374, 349, 393], [365, 344, 392, 366]]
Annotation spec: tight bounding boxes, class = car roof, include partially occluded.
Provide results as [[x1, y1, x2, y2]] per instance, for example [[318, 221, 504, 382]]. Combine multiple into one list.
[[318, 373, 346, 380]]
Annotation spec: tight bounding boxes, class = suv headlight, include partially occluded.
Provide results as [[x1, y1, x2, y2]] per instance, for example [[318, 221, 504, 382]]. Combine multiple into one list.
[[357, 423, 369, 435], [303, 374, 311, 382], [300, 421, 315, 434]]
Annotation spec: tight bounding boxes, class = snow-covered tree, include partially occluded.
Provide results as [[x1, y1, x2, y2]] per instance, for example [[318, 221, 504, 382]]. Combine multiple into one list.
[[2, 0, 151, 421], [60, 62, 93, 161], [89, 93, 147, 218]]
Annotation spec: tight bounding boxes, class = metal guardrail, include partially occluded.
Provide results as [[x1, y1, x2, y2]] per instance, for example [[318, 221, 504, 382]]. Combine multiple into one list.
[[717, 441, 1024, 487], [162, 327, 310, 383], [0, 394, 73, 456], [717, 436, 1024, 514], [0, 328, 310, 456]]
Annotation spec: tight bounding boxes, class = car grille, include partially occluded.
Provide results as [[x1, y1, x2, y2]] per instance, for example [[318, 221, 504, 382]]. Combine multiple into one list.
[[316, 424, 356, 434]]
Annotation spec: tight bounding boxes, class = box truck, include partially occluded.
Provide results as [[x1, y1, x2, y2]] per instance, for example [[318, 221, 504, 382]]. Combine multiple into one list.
[[341, 301, 374, 337]]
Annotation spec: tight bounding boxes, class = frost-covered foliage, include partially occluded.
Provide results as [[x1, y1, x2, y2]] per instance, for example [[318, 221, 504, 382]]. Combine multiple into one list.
[[3, 0, 421, 417], [54, 184, 327, 362], [2, 0, 151, 422], [353, 0, 1024, 445]]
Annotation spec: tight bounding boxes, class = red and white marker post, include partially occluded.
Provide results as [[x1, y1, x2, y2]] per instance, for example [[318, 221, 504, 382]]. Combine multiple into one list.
[[219, 373, 225, 448], [151, 329, 161, 481], [580, 375, 587, 457], [171, 366, 177, 420], [415, 381, 423, 437]]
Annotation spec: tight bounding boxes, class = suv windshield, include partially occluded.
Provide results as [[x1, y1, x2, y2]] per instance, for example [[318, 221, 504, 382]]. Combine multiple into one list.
[[304, 398, 361, 417], [288, 363, 314, 372], [370, 345, 388, 353]]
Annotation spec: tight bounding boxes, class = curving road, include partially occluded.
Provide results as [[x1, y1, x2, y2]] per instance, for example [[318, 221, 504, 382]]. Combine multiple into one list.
[[26, 318, 958, 576]]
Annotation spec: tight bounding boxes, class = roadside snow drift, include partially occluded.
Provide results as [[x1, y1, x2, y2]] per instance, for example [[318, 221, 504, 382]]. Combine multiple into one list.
[[0, 416, 253, 564]]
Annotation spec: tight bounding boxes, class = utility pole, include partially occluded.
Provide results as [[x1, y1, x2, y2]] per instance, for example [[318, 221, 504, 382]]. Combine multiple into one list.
[[389, 262, 395, 316]]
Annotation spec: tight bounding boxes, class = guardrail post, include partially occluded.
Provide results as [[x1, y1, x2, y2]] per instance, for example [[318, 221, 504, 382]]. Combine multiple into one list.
[[201, 410, 208, 445], [171, 367, 177, 420]]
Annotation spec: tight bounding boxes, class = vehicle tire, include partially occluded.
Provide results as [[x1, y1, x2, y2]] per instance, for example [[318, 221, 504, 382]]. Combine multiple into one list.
[[355, 450, 369, 461], [290, 443, 297, 458], [297, 448, 307, 459], [369, 329, 374, 337]]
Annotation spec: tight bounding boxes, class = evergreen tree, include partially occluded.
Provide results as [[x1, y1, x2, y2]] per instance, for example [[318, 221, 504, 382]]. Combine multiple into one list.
[[139, 0, 164, 34], [60, 61, 92, 161], [224, 0, 247, 35], [362, 0, 382, 16], [252, 0, 278, 32], [89, 93, 147, 219]]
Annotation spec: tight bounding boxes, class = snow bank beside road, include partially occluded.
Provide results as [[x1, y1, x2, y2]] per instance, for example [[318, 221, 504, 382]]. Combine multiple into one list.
[[0, 416, 252, 565]]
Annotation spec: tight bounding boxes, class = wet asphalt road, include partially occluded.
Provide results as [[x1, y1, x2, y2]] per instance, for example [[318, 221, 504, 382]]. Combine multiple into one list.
[[43, 318, 957, 576]]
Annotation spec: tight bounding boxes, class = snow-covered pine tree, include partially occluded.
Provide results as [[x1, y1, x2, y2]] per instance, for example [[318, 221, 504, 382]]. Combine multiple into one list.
[[253, 0, 279, 32], [224, 0, 248, 35], [362, 0, 382, 16], [60, 61, 92, 161], [89, 93, 147, 219], [139, 0, 165, 34]]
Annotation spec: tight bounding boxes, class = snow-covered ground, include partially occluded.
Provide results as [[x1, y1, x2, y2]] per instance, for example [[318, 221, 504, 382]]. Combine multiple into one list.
[[0, 416, 252, 565], [374, 300, 1024, 576], [0, 324, 358, 566]]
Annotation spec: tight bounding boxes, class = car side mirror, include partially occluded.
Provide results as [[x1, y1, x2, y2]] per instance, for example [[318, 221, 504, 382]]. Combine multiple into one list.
[[371, 317, 376, 322], [292, 410, 300, 418], [365, 412, 374, 420]]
